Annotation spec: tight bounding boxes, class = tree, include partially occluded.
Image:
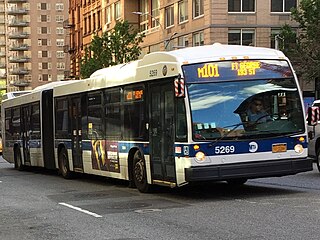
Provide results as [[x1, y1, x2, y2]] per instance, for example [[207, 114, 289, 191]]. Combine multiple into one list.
[[80, 20, 145, 78], [279, 0, 320, 82]]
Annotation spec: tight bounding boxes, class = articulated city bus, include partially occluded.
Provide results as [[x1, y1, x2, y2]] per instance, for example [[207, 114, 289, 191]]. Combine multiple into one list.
[[1, 44, 313, 192]]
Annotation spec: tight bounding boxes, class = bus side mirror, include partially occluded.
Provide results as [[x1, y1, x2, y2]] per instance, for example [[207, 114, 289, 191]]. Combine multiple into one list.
[[307, 107, 319, 126], [174, 74, 185, 98]]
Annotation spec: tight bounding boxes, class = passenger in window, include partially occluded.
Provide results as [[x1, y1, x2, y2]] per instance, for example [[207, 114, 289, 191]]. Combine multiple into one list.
[[247, 98, 271, 123]]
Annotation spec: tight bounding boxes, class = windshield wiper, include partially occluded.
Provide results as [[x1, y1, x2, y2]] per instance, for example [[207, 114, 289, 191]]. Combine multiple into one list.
[[208, 122, 244, 147]]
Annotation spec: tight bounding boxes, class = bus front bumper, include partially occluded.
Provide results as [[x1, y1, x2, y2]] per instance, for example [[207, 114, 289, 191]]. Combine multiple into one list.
[[185, 158, 313, 182]]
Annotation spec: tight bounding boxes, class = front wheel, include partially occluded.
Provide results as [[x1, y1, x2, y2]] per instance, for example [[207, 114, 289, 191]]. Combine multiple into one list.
[[133, 151, 151, 193], [316, 148, 320, 172], [14, 148, 23, 171], [58, 148, 73, 179]]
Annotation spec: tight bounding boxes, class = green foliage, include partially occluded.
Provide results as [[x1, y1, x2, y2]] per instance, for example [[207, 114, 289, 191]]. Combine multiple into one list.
[[80, 20, 145, 78], [279, 0, 320, 81]]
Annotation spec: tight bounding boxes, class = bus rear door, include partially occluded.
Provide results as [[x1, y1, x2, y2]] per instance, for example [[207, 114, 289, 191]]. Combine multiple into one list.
[[21, 106, 31, 165], [70, 97, 83, 172], [149, 81, 176, 186]]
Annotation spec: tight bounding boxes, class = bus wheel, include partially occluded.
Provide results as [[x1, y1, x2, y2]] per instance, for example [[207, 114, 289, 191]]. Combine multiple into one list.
[[227, 178, 247, 185], [58, 148, 72, 179], [316, 148, 320, 172], [14, 148, 23, 171], [133, 151, 150, 193]]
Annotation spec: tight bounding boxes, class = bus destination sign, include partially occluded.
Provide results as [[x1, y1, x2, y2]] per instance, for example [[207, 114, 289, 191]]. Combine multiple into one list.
[[125, 89, 144, 102], [197, 61, 261, 79], [183, 60, 293, 83]]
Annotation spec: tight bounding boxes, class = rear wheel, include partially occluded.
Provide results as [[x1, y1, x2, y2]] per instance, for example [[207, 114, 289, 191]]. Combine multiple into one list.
[[58, 148, 73, 179], [14, 148, 23, 171], [133, 150, 151, 193]]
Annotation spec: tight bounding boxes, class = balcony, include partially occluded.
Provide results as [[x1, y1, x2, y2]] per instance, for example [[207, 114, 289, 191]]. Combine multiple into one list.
[[11, 80, 30, 87], [9, 56, 30, 63], [7, 0, 28, 2], [10, 44, 29, 51], [7, 8, 29, 15], [0, 73, 6, 79], [0, 63, 6, 68], [8, 21, 29, 27], [8, 32, 29, 39], [10, 68, 30, 75], [0, 52, 5, 57], [63, 45, 75, 53], [63, 19, 75, 29], [0, 41, 5, 46]]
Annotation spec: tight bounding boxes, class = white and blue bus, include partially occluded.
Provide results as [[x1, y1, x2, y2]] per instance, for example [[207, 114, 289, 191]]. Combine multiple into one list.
[[1, 44, 313, 192]]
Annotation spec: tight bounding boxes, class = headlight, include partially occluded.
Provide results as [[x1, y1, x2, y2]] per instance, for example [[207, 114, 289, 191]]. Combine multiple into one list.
[[195, 151, 206, 161], [294, 144, 304, 154]]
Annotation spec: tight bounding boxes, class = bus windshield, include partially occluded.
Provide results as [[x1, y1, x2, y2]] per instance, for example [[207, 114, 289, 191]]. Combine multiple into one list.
[[184, 60, 305, 141]]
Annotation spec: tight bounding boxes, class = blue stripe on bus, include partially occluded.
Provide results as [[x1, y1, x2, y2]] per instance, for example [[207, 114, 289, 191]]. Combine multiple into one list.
[[175, 136, 307, 157], [29, 140, 41, 148], [54, 140, 150, 155]]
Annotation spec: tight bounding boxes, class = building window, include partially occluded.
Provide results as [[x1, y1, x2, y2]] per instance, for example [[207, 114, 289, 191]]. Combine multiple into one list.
[[56, 39, 64, 46], [97, 10, 101, 29], [139, 0, 148, 32], [56, 3, 64, 11], [178, 35, 189, 47], [38, 3, 49, 10], [228, 29, 255, 46], [57, 74, 64, 81], [57, 62, 65, 70], [271, 0, 296, 13], [57, 51, 65, 58], [84, 17, 87, 34], [56, 27, 64, 35], [178, 0, 188, 23], [165, 5, 174, 28], [88, 15, 91, 33], [192, 31, 204, 46], [42, 51, 48, 58], [151, 0, 160, 28], [93, 13, 96, 30], [40, 15, 50, 22], [228, 0, 255, 12], [114, 1, 121, 20], [270, 29, 281, 49], [56, 15, 64, 22], [193, 0, 204, 18], [105, 6, 111, 24]]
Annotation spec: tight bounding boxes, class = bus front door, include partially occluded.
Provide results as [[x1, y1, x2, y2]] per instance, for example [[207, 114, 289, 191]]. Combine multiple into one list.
[[150, 82, 176, 185], [21, 106, 31, 165], [70, 97, 83, 172]]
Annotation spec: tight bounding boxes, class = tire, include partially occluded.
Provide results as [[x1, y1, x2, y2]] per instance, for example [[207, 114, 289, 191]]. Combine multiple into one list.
[[14, 148, 23, 171], [58, 148, 73, 179], [133, 150, 151, 193], [227, 178, 248, 185], [316, 148, 320, 172]]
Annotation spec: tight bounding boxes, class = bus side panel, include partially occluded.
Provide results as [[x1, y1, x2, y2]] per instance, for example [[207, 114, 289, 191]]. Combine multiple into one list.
[[42, 90, 55, 169]]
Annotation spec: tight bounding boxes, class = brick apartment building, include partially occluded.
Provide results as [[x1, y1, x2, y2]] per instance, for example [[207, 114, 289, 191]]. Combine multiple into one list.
[[67, 0, 315, 97], [1, 0, 70, 92]]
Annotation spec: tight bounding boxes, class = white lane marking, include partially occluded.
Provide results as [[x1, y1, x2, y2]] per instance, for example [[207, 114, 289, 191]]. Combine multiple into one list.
[[0, 181, 2, 183], [59, 202, 102, 218]]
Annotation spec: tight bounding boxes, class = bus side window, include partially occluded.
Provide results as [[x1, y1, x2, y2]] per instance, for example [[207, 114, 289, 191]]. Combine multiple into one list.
[[87, 92, 104, 139], [176, 98, 187, 141], [55, 98, 69, 139]]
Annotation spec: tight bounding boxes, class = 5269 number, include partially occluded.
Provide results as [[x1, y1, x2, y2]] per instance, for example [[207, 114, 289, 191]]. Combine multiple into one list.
[[215, 145, 235, 154]]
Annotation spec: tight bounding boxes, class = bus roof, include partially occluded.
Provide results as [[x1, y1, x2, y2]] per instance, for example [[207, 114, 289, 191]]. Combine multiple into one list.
[[2, 80, 75, 107], [53, 44, 288, 97]]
